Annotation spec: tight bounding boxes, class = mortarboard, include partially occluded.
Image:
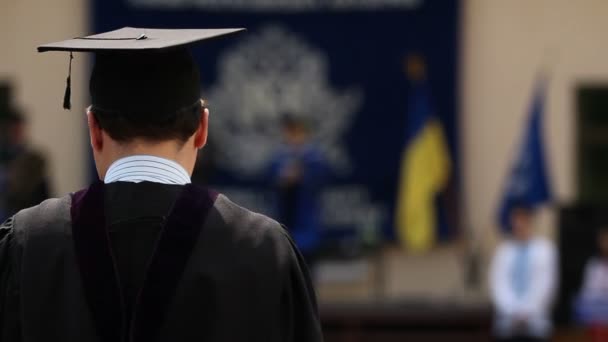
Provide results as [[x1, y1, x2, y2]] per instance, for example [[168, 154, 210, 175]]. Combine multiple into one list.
[[37, 27, 245, 121]]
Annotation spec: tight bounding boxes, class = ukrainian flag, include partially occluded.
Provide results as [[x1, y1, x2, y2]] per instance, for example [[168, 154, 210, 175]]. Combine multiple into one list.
[[395, 81, 451, 252]]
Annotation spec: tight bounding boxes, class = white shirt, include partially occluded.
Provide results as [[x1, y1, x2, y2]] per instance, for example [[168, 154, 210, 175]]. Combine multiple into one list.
[[489, 237, 558, 338], [104, 155, 191, 185], [575, 258, 608, 323], [580, 258, 608, 299]]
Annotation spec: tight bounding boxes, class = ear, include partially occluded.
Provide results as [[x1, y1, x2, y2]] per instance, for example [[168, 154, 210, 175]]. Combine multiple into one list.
[[87, 110, 104, 152], [193, 107, 209, 149]]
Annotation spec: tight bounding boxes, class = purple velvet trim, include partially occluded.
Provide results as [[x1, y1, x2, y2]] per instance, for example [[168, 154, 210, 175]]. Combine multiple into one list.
[[131, 184, 217, 342], [71, 181, 125, 342], [71, 182, 217, 342]]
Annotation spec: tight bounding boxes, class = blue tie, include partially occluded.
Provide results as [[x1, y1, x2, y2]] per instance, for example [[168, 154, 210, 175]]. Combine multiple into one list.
[[512, 243, 530, 298]]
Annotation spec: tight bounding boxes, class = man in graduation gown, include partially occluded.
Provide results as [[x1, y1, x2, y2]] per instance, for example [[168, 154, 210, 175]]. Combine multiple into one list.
[[0, 27, 323, 342]]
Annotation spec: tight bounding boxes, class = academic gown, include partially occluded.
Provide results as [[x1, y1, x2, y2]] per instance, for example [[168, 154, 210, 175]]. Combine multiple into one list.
[[0, 181, 322, 342]]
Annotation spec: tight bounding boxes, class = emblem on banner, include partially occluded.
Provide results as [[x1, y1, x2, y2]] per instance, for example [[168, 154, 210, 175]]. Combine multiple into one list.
[[208, 25, 362, 177]]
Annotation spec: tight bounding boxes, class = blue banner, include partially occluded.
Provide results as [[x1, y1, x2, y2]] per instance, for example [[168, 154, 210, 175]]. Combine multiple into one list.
[[93, 0, 460, 245]]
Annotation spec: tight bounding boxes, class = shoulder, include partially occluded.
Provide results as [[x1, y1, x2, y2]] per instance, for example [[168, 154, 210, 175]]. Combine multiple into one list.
[[494, 240, 515, 257], [21, 147, 47, 162], [212, 194, 293, 263], [11, 195, 73, 243], [13, 195, 71, 224], [213, 193, 286, 240], [301, 145, 325, 163], [531, 237, 556, 255], [11, 148, 47, 170], [585, 257, 604, 273]]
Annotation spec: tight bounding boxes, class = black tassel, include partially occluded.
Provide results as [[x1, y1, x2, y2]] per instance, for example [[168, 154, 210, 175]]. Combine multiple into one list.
[[63, 52, 74, 110]]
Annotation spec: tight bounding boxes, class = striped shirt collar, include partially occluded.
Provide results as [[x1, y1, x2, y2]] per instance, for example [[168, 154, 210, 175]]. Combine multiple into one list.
[[104, 155, 191, 185]]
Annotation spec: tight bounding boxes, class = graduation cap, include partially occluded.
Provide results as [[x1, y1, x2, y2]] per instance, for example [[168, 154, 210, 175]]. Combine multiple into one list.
[[37, 27, 245, 121]]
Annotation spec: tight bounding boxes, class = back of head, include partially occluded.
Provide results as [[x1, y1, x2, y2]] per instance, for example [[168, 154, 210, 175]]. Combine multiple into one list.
[[597, 226, 608, 258], [89, 48, 202, 143]]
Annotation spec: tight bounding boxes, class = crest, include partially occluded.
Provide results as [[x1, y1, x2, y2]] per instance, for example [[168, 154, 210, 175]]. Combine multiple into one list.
[[208, 25, 362, 177]]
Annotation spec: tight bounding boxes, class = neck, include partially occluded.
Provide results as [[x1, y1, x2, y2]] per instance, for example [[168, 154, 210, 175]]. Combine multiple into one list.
[[98, 138, 196, 180], [514, 236, 533, 244]]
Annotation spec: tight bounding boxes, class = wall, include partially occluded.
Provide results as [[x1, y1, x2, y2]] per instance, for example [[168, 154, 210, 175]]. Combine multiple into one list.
[[461, 0, 608, 247], [0, 0, 88, 196]]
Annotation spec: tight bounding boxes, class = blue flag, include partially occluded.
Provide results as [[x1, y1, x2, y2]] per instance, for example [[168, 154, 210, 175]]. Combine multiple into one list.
[[497, 80, 552, 230]]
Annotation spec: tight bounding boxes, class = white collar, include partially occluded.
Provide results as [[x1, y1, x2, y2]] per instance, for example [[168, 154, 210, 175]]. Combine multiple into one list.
[[104, 155, 191, 185]]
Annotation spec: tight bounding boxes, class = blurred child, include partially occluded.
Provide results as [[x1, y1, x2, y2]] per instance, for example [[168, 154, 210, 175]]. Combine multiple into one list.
[[574, 227, 608, 341], [490, 204, 558, 342]]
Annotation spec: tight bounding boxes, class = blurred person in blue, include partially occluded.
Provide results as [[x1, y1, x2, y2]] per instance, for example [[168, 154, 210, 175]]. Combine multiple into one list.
[[490, 203, 558, 342], [0, 83, 50, 221], [269, 115, 327, 265], [574, 226, 608, 339]]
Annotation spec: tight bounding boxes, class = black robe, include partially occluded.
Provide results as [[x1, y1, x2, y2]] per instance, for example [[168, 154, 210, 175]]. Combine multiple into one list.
[[0, 181, 322, 342]]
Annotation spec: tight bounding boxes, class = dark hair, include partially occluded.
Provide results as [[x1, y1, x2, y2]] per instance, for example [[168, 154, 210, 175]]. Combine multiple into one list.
[[91, 101, 202, 144], [281, 114, 310, 131], [598, 226, 608, 236], [510, 202, 534, 216]]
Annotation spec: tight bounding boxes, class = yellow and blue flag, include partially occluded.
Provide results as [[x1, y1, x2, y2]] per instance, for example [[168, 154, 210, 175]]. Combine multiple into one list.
[[497, 80, 552, 230], [395, 81, 451, 252]]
